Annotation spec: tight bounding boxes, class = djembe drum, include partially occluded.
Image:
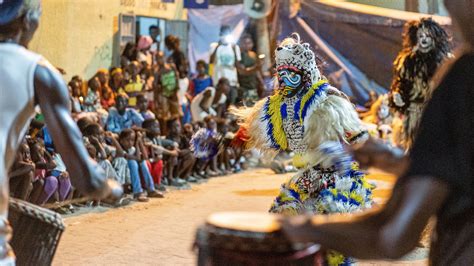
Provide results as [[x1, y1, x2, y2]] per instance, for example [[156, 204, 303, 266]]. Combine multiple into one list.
[[195, 212, 322, 266], [8, 198, 65, 266]]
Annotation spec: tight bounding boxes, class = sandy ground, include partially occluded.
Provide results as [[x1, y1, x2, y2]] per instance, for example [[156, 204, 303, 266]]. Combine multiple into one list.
[[53, 168, 427, 266]]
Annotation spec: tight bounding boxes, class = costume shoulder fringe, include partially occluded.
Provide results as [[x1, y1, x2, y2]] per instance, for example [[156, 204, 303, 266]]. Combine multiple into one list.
[[229, 98, 279, 157], [303, 92, 366, 152]]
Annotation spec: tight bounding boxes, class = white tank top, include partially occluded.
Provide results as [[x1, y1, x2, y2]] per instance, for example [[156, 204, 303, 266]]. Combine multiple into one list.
[[0, 43, 41, 219]]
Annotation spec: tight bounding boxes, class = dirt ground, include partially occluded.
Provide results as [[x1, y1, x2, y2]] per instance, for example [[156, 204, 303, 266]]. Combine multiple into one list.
[[53, 168, 427, 266]]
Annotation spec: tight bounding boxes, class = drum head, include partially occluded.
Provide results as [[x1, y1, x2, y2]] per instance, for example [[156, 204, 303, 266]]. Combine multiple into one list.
[[198, 212, 318, 254], [206, 212, 280, 233]]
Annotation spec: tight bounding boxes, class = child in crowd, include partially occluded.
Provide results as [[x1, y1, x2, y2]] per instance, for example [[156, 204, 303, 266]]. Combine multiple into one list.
[[154, 51, 182, 132], [8, 141, 34, 201], [118, 129, 164, 202], [96, 69, 115, 109], [216, 118, 234, 174], [101, 88, 116, 110], [28, 139, 59, 205], [142, 119, 187, 187], [167, 119, 198, 183], [83, 123, 131, 187], [84, 77, 102, 112], [84, 76, 109, 124], [190, 60, 213, 97], [137, 94, 156, 121], [123, 61, 144, 107], [68, 78, 83, 115], [190, 116, 221, 177]]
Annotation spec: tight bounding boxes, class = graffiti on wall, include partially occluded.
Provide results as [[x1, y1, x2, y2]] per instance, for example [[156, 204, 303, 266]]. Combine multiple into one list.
[[84, 41, 113, 78]]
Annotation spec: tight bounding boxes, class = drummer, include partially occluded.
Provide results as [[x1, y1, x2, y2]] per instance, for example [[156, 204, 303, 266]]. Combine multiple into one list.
[[0, 0, 122, 264], [281, 0, 474, 264]]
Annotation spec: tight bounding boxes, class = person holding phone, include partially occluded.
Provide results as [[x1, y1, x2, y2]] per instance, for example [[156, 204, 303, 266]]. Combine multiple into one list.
[[209, 25, 242, 105]]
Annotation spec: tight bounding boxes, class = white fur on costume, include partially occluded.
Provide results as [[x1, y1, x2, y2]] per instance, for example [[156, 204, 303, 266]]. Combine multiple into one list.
[[275, 34, 322, 84]]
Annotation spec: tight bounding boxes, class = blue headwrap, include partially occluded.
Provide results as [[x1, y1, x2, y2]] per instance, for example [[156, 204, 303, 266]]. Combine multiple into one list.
[[0, 0, 24, 26]]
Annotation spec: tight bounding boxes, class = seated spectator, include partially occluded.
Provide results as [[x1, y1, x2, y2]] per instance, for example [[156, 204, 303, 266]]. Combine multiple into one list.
[[216, 118, 234, 174], [142, 119, 186, 187], [183, 123, 195, 141], [96, 69, 115, 110], [71, 75, 86, 97], [106, 95, 144, 134], [137, 94, 156, 120], [83, 123, 131, 187], [190, 78, 229, 122], [47, 148, 73, 207], [109, 67, 125, 93], [101, 87, 116, 110], [84, 76, 102, 112], [190, 116, 221, 177], [167, 119, 198, 183], [122, 61, 145, 107], [77, 116, 94, 133], [190, 60, 212, 97], [28, 139, 59, 205], [68, 78, 83, 115], [118, 129, 164, 202], [83, 76, 109, 125], [8, 141, 34, 201]]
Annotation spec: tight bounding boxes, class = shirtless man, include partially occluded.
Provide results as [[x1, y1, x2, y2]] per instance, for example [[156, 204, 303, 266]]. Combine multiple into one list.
[[0, 0, 122, 263]]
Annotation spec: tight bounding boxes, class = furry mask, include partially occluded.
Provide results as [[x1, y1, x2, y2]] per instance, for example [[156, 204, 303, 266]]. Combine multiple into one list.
[[404, 17, 451, 55]]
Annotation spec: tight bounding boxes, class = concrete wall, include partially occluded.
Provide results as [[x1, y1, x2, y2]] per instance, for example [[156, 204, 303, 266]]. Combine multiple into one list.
[[29, 0, 186, 80]]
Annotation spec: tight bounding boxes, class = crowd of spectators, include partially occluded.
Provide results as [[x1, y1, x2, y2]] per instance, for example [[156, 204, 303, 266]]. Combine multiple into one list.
[[8, 24, 268, 213]]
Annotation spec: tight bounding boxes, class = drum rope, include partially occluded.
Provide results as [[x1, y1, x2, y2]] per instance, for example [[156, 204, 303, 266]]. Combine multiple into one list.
[[41, 196, 96, 209]]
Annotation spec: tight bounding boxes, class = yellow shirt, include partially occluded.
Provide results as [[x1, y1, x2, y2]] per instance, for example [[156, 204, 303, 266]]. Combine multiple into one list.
[[123, 76, 143, 106]]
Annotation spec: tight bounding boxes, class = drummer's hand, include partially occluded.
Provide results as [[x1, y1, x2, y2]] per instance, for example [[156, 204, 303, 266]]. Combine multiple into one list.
[[280, 215, 315, 243], [350, 136, 398, 170], [85, 163, 123, 201]]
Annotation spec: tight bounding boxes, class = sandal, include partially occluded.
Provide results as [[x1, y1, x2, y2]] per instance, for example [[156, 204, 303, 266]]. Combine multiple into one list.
[[134, 193, 149, 202], [148, 191, 165, 198]]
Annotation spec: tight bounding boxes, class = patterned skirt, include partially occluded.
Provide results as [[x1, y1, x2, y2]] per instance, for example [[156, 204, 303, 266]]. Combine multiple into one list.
[[269, 163, 374, 266]]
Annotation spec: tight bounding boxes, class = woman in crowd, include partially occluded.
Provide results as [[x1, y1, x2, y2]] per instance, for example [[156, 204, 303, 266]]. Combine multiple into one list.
[[121, 42, 138, 68]]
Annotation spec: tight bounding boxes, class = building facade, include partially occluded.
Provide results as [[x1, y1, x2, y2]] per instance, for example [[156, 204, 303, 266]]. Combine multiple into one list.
[[29, 0, 186, 79]]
